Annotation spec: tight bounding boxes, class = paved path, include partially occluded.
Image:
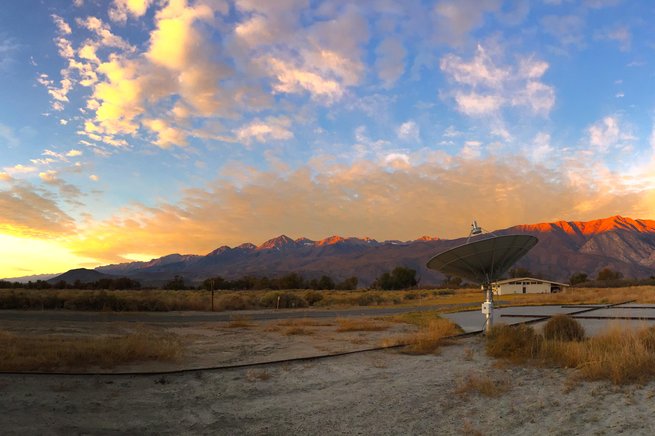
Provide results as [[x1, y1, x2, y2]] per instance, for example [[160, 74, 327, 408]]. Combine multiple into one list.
[[0, 302, 484, 324]]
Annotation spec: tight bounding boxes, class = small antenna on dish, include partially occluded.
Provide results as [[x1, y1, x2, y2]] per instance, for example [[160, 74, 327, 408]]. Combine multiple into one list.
[[467, 220, 495, 243]]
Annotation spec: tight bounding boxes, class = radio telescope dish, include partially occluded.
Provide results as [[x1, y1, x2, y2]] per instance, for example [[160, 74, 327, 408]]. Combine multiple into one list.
[[426, 234, 538, 284], [427, 227, 538, 333]]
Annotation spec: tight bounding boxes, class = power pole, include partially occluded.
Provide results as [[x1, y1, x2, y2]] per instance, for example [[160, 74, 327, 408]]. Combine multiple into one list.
[[210, 279, 215, 312]]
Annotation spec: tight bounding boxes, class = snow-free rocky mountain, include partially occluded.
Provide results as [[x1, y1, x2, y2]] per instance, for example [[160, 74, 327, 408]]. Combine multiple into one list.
[[86, 216, 655, 287]]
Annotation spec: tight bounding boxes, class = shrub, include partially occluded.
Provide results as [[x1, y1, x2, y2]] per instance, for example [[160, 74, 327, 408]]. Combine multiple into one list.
[[486, 324, 542, 362], [304, 290, 324, 306], [355, 292, 385, 306], [259, 291, 308, 309], [336, 318, 388, 332], [543, 315, 585, 341], [403, 292, 418, 300], [215, 294, 250, 311], [402, 319, 461, 354]]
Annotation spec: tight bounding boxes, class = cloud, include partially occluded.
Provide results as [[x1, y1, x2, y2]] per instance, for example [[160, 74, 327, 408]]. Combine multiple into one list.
[[3, 164, 37, 175], [530, 132, 554, 162], [587, 116, 635, 152], [460, 140, 482, 159], [68, 156, 654, 262], [431, 0, 501, 46], [109, 0, 154, 23], [235, 116, 294, 145], [0, 34, 20, 71], [66, 149, 83, 157], [595, 26, 631, 52], [38, 170, 83, 203], [266, 57, 345, 104], [396, 121, 420, 142], [234, 2, 368, 104], [584, 0, 621, 8], [375, 37, 406, 87], [52, 14, 72, 34], [142, 118, 188, 148], [440, 44, 555, 117], [0, 123, 19, 147], [541, 14, 585, 48], [0, 182, 75, 237], [384, 153, 411, 169]]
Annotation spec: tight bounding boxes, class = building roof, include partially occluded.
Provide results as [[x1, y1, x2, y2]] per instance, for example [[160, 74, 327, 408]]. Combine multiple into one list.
[[493, 277, 570, 287]]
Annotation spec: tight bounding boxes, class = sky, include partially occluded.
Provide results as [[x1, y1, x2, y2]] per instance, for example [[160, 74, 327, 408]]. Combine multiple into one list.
[[1, 0, 655, 277]]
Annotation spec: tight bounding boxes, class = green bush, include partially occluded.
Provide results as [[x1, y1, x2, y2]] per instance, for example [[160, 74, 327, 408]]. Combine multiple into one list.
[[543, 315, 585, 341]]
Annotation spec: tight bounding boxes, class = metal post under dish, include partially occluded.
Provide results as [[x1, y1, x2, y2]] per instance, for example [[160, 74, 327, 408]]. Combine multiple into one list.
[[481, 282, 493, 334]]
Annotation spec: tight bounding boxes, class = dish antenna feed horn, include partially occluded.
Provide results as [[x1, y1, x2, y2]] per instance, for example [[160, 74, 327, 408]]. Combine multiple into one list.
[[426, 221, 538, 334]]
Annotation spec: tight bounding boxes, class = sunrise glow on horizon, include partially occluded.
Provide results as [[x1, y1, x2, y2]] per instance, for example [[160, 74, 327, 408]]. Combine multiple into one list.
[[2, 0, 655, 278]]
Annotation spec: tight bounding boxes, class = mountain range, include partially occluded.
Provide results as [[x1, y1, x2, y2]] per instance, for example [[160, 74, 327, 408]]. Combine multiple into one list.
[[70, 215, 655, 287]]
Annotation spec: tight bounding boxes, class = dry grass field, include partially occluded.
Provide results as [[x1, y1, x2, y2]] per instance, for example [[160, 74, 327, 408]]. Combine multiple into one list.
[[0, 328, 181, 372], [2, 285, 655, 314]]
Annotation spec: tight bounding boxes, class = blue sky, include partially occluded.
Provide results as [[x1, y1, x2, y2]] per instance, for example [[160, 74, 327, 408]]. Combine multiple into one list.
[[1, 0, 655, 276]]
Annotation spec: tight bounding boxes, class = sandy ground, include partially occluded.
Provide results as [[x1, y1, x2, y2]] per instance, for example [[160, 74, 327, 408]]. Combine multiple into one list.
[[3, 317, 655, 434]]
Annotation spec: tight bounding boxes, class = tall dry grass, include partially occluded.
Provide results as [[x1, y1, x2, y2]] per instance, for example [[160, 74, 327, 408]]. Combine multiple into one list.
[[455, 372, 510, 397], [486, 320, 655, 384], [0, 329, 182, 371], [401, 318, 462, 354], [336, 318, 389, 332]]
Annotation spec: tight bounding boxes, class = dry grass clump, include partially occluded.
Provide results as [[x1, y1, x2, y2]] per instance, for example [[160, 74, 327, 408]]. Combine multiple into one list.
[[245, 369, 271, 382], [284, 326, 314, 336], [336, 318, 389, 332], [486, 322, 655, 385], [543, 315, 585, 341], [543, 326, 655, 384], [276, 318, 332, 327], [226, 317, 253, 328], [455, 372, 510, 398], [401, 318, 462, 354], [485, 324, 542, 363], [0, 329, 182, 372]]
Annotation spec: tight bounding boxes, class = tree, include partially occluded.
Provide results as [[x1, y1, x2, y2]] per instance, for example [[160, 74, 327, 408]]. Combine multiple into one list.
[[442, 275, 462, 288], [569, 272, 588, 286], [164, 275, 186, 290], [596, 268, 622, 282], [202, 276, 228, 291], [317, 275, 335, 290], [275, 273, 305, 290], [372, 266, 417, 290], [336, 276, 358, 290]]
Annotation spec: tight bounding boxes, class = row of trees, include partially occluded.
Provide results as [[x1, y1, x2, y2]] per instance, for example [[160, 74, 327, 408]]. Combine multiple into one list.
[[0, 278, 141, 290], [371, 266, 418, 290], [191, 273, 359, 291]]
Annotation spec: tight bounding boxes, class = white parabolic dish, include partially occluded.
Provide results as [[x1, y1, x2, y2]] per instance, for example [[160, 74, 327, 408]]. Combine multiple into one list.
[[426, 234, 539, 284]]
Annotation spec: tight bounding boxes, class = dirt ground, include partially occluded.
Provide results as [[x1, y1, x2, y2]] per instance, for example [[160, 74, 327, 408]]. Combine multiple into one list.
[[3, 318, 655, 434]]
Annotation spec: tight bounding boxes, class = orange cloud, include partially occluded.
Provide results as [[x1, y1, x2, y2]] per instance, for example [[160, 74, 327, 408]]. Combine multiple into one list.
[[66, 157, 655, 263]]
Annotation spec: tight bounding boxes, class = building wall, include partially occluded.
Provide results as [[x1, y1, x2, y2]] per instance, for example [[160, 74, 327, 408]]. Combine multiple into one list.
[[493, 280, 552, 295]]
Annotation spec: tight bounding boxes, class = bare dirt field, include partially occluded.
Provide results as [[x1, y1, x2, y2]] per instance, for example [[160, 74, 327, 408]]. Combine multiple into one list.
[[3, 316, 655, 435]]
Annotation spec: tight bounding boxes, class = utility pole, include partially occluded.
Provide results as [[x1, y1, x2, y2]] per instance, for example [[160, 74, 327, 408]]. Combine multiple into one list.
[[210, 279, 215, 312]]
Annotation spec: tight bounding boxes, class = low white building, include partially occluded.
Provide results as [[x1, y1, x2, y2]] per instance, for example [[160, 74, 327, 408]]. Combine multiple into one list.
[[491, 277, 569, 295]]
